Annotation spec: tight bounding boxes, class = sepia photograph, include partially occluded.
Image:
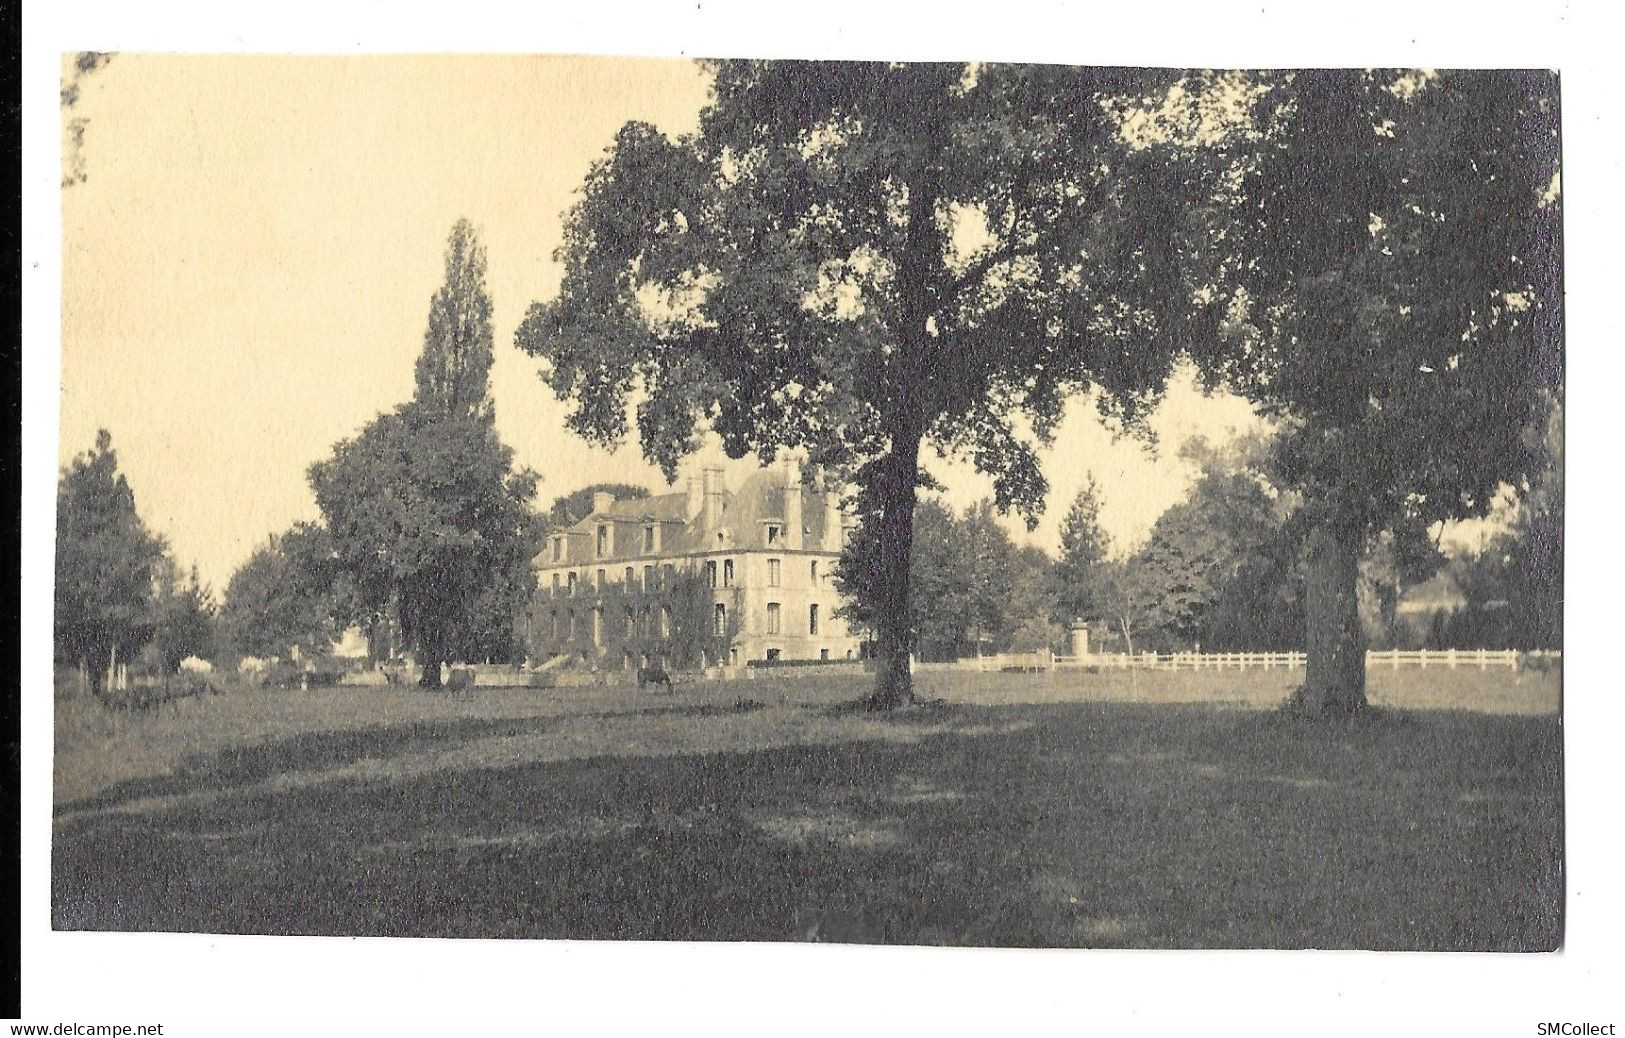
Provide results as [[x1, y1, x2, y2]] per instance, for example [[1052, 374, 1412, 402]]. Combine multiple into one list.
[[18, 1, 1611, 1032]]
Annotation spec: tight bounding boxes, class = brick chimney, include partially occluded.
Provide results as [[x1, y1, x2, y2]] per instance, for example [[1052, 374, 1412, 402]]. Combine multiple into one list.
[[686, 476, 703, 520], [592, 491, 615, 515], [783, 457, 803, 550], [823, 481, 844, 552], [701, 467, 725, 534]]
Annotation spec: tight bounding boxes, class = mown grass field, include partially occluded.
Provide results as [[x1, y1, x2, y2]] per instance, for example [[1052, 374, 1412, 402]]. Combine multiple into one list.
[[51, 666, 1563, 949]]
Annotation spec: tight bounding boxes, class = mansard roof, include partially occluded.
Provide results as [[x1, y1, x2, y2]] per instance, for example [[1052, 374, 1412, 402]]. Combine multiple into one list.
[[603, 492, 690, 523], [535, 465, 846, 570]]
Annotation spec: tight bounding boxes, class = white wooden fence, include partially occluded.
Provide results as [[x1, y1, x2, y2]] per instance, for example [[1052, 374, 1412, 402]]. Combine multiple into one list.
[[945, 648, 1560, 673]]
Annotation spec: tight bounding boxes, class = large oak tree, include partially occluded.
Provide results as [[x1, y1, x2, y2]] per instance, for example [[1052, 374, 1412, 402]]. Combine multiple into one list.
[[517, 61, 1208, 707], [1193, 70, 1562, 713]]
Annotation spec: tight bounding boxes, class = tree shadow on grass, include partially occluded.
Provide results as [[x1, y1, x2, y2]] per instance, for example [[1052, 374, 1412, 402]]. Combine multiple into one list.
[[578, 700, 769, 722], [54, 715, 557, 819], [51, 701, 1563, 950]]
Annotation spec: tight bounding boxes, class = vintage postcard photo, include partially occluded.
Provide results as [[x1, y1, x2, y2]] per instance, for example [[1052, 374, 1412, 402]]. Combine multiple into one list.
[[49, 53, 1563, 950], [26, 6, 1605, 1025]]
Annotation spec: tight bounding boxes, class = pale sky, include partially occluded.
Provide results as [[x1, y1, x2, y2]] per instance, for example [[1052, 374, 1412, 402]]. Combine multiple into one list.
[[60, 53, 1264, 590]]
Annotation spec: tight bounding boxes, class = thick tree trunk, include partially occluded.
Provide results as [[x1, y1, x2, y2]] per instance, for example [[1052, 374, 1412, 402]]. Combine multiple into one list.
[[419, 661, 443, 689], [867, 431, 923, 711], [1296, 518, 1368, 715], [84, 653, 105, 698]]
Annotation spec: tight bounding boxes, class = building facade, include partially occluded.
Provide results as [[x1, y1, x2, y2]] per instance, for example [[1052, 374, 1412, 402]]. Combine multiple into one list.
[[528, 460, 864, 670]]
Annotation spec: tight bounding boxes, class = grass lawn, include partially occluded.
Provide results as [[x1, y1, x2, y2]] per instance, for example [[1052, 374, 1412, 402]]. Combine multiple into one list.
[[51, 666, 1562, 949]]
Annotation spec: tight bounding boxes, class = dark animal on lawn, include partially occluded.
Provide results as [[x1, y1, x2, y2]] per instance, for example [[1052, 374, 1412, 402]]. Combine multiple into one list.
[[637, 666, 672, 692]]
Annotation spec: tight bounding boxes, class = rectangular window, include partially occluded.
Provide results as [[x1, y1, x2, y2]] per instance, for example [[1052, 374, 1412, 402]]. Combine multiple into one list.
[[820, 648, 830, 661], [714, 602, 727, 636], [767, 558, 781, 588], [662, 564, 674, 588], [660, 605, 671, 638], [624, 566, 634, 588], [644, 525, 656, 552], [706, 560, 718, 589], [766, 602, 781, 635], [624, 608, 634, 638], [766, 524, 781, 545], [596, 524, 609, 558], [552, 538, 563, 562], [723, 558, 735, 587], [597, 569, 607, 591], [810, 560, 819, 585], [551, 573, 560, 594], [643, 565, 654, 592], [809, 603, 819, 635], [566, 572, 577, 595]]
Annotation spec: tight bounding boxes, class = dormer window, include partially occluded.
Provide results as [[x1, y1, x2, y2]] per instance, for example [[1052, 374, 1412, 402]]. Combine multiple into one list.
[[552, 537, 563, 562], [643, 524, 657, 553], [596, 524, 610, 558], [766, 524, 781, 545]]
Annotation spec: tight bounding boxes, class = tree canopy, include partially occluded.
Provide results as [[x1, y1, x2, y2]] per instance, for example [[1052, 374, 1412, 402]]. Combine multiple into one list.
[[517, 60, 1210, 706], [1053, 476, 1111, 626], [310, 403, 539, 685], [838, 497, 1058, 661], [148, 561, 217, 673], [1187, 70, 1562, 712], [1119, 437, 1303, 651], [54, 429, 167, 694], [313, 220, 540, 685], [220, 522, 350, 662], [415, 218, 495, 422]]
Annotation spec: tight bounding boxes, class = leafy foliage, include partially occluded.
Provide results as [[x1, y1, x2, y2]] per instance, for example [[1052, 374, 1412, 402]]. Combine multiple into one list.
[[1053, 477, 1111, 625], [310, 218, 541, 682], [415, 220, 495, 422], [61, 51, 115, 187], [838, 498, 1056, 660], [220, 522, 350, 662], [148, 561, 217, 672], [528, 569, 740, 670], [518, 61, 1208, 705], [1090, 558, 1162, 656], [1435, 391, 1563, 650], [1073, 434, 1304, 653], [309, 404, 540, 684], [1186, 70, 1562, 710], [54, 429, 168, 693]]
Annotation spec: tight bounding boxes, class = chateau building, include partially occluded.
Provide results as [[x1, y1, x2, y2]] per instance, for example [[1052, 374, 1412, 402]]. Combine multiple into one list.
[[529, 460, 864, 669]]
